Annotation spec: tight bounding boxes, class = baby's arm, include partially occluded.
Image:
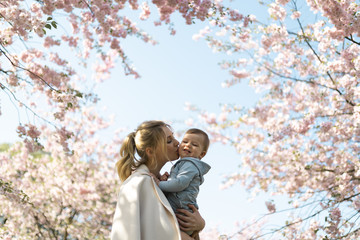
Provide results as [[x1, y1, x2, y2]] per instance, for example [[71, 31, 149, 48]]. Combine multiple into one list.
[[158, 162, 198, 192]]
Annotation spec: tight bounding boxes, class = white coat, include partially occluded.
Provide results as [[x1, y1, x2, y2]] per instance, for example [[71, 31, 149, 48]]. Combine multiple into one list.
[[111, 164, 181, 240]]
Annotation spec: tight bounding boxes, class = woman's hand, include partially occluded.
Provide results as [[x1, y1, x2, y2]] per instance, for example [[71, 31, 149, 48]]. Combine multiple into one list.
[[180, 231, 195, 240], [148, 173, 160, 186], [176, 205, 205, 233]]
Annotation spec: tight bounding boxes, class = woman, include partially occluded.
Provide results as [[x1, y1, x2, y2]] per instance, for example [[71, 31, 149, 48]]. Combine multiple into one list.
[[111, 120, 205, 240]]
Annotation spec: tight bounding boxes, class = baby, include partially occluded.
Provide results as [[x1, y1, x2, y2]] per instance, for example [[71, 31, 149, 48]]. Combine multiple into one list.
[[157, 128, 211, 236]]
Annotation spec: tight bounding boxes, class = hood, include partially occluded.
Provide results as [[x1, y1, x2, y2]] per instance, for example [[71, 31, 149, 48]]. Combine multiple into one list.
[[177, 157, 211, 177]]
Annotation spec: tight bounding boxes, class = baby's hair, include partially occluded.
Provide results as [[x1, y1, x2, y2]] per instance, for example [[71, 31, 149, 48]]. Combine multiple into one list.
[[185, 128, 210, 153]]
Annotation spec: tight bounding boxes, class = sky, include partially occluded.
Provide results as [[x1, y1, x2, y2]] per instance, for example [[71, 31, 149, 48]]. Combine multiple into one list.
[[0, 0, 294, 236]]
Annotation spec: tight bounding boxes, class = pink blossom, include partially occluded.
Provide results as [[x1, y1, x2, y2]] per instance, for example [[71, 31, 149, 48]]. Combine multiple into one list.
[[110, 38, 120, 49], [243, 16, 250, 27], [261, 35, 272, 49], [79, 187, 91, 195], [329, 207, 341, 226], [81, 12, 93, 22], [265, 200, 276, 213], [192, 26, 211, 41], [129, 0, 139, 10], [200, 112, 217, 124], [56, 127, 73, 153], [320, 122, 332, 133], [7, 74, 18, 86], [291, 11, 301, 19], [228, 9, 243, 21], [49, 53, 67, 66], [26, 124, 41, 139], [229, 69, 250, 79], [276, 0, 290, 5], [268, 3, 287, 21], [17, 125, 27, 137], [61, 36, 78, 47], [43, 36, 60, 48], [140, 2, 151, 20], [218, 112, 227, 122], [154, 21, 162, 26]]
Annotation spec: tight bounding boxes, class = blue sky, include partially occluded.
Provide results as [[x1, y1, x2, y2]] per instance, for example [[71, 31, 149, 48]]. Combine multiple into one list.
[[0, 0, 294, 235]]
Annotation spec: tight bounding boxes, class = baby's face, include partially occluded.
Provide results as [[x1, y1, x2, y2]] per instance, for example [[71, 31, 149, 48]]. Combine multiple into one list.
[[179, 133, 206, 159]]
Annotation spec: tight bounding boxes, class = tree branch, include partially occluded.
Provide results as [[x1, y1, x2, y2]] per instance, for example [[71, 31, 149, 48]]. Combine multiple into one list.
[[345, 35, 360, 46], [82, 0, 95, 16], [263, 65, 339, 92], [249, 208, 325, 240], [0, 44, 61, 93], [228, 196, 326, 239], [1, 82, 56, 127], [295, 17, 355, 107]]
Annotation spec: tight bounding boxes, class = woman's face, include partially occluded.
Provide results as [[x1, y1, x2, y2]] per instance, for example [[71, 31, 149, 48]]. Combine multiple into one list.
[[162, 126, 179, 161]]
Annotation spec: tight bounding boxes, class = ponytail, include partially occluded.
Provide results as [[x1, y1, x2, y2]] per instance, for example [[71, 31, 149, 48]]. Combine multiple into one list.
[[116, 132, 136, 182], [115, 120, 170, 182]]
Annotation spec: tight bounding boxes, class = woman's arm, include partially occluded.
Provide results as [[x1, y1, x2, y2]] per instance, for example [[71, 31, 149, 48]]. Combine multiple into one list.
[[176, 205, 205, 235]]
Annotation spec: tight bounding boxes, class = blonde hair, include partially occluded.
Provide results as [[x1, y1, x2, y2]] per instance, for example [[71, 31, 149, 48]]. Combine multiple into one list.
[[185, 128, 210, 153], [116, 120, 169, 182]]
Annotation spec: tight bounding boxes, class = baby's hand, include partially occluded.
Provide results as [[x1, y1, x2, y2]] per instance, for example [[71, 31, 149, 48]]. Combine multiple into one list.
[[149, 173, 160, 185], [160, 171, 170, 181]]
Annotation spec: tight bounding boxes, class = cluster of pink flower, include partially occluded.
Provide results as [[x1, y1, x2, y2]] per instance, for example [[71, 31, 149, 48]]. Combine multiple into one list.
[[265, 200, 276, 213], [268, 3, 287, 21], [17, 124, 40, 139], [1, 108, 121, 238], [316, 0, 360, 37]]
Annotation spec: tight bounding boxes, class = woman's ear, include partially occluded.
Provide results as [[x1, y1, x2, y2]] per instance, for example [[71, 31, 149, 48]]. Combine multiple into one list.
[[145, 147, 154, 158]]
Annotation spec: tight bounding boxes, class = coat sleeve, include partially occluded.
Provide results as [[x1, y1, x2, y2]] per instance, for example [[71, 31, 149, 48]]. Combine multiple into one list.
[[111, 176, 142, 240], [159, 162, 198, 192]]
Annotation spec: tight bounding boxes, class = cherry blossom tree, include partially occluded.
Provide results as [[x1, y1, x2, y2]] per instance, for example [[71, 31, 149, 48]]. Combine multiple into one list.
[[0, 0, 231, 152], [0, 0, 247, 238], [0, 109, 124, 238], [0, 0, 246, 158], [4, 0, 360, 239], [192, 0, 360, 239]]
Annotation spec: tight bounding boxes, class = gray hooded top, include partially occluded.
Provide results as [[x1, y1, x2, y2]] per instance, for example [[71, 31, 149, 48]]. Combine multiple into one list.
[[159, 157, 211, 212]]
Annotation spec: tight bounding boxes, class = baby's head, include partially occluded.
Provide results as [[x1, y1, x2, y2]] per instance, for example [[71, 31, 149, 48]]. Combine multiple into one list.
[[179, 128, 209, 160]]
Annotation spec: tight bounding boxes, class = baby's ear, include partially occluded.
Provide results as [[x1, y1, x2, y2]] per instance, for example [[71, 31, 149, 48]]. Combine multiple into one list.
[[199, 151, 206, 159]]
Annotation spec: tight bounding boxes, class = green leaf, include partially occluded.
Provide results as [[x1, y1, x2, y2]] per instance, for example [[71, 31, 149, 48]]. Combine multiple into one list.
[[75, 92, 83, 98], [51, 21, 57, 29], [47, 16, 53, 21], [45, 24, 51, 29]]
